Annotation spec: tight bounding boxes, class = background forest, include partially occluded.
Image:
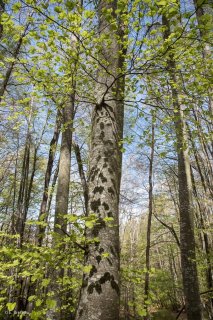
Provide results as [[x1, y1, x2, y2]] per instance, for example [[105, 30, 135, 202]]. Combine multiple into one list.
[[0, 0, 212, 319]]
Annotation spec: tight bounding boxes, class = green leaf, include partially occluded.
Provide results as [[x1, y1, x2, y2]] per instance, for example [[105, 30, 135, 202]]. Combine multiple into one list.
[[6, 302, 16, 312], [157, 0, 167, 5], [46, 299, 56, 309], [65, 1, 75, 10], [101, 252, 110, 258], [41, 278, 50, 287], [83, 265, 92, 273], [104, 217, 114, 223], [28, 295, 36, 302], [85, 220, 95, 229], [35, 299, 42, 307], [137, 308, 147, 316], [12, 2, 22, 13], [54, 6, 62, 13], [67, 215, 78, 223], [84, 10, 95, 19]]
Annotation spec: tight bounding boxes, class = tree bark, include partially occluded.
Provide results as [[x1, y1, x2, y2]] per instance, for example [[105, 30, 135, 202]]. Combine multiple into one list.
[[73, 141, 88, 215], [54, 97, 74, 236], [50, 95, 75, 319], [193, 0, 213, 152], [36, 109, 61, 246], [75, 1, 126, 319], [190, 164, 213, 313], [144, 121, 154, 320], [0, 0, 5, 39], [14, 132, 31, 247], [0, 23, 29, 101], [163, 15, 202, 320]]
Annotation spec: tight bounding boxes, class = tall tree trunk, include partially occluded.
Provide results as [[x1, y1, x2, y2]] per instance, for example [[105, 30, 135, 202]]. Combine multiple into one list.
[[193, 0, 213, 152], [163, 15, 202, 320], [54, 98, 74, 235], [24, 144, 37, 219], [14, 132, 31, 314], [51, 95, 75, 319], [0, 0, 5, 39], [144, 121, 154, 320], [73, 141, 88, 215], [0, 23, 29, 101], [36, 109, 61, 246], [190, 165, 213, 313], [11, 137, 19, 234], [46, 161, 59, 217], [75, 1, 126, 319], [14, 132, 31, 247]]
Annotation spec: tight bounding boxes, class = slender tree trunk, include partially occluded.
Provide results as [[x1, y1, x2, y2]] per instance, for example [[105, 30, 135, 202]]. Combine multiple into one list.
[[46, 161, 59, 217], [14, 133, 31, 314], [190, 165, 213, 313], [14, 132, 31, 247], [192, 108, 213, 190], [0, 23, 29, 101], [144, 121, 154, 320], [50, 95, 75, 319], [163, 15, 202, 320], [11, 137, 19, 234], [54, 97, 74, 235], [0, 0, 5, 39], [24, 144, 37, 218], [75, 1, 126, 319], [36, 110, 61, 246], [193, 0, 213, 152], [73, 141, 88, 215]]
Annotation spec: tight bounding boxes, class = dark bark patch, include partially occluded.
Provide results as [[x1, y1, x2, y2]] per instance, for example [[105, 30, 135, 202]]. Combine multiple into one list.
[[107, 257, 113, 266], [111, 178, 116, 185], [90, 167, 99, 181], [96, 255, 102, 264], [87, 281, 102, 295], [106, 140, 113, 146], [82, 276, 88, 288], [97, 155, 102, 162], [111, 279, 119, 295], [100, 122, 104, 130], [92, 217, 106, 236], [102, 202, 109, 211], [108, 187, 115, 195], [87, 272, 119, 296], [99, 131, 105, 140], [103, 157, 109, 164], [97, 217, 106, 228], [93, 186, 104, 194], [99, 272, 111, 284], [89, 265, 97, 277], [90, 199, 101, 212], [99, 247, 104, 253], [99, 172, 107, 183], [104, 150, 113, 157], [107, 212, 113, 217], [110, 245, 116, 256], [87, 283, 95, 294], [95, 282, 102, 294]]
